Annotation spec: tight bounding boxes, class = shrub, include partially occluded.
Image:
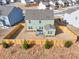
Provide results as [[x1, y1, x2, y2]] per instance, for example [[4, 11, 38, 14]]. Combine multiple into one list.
[[44, 40, 51, 49], [64, 41, 73, 48], [22, 40, 30, 49], [2, 41, 10, 48]]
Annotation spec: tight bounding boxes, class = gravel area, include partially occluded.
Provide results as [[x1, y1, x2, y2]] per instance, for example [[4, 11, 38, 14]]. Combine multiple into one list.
[[0, 43, 79, 59]]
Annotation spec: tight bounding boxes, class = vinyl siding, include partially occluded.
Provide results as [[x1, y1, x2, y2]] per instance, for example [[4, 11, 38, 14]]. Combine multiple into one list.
[[8, 7, 24, 26], [0, 16, 10, 26], [26, 20, 54, 30], [44, 29, 56, 36], [64, 10, 79, 28]]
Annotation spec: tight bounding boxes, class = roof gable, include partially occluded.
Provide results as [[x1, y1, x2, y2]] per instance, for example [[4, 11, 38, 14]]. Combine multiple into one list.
[[0, 6, 15, 16]]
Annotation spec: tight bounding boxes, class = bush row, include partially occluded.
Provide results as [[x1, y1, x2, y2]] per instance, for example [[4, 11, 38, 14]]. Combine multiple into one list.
[[1, 40, 73, 49]]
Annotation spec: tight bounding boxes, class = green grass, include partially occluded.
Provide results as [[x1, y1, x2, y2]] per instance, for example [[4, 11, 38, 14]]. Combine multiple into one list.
[[44, 40, 53, 49], [22, 40, 30, 49], [2, 41, 10, 48]]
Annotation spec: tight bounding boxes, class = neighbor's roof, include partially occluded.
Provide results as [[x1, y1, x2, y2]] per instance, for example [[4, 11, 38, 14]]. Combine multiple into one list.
[[0, 6, 15, 16], [64, 6, 79, 14], [67, 25, 79, 36], [55, 6, 79, 15], [25, 9, 54, 20], [34, 0, 51, 2]]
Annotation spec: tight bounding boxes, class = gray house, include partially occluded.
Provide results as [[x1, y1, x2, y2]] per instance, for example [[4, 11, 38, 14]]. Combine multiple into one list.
[[25, 9, 56, 36], [0, 6, 24, 28]]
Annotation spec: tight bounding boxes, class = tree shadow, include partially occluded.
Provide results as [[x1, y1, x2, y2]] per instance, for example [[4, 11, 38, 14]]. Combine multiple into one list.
[[29, 41, 36, 48], [55, 18, 68, 35]]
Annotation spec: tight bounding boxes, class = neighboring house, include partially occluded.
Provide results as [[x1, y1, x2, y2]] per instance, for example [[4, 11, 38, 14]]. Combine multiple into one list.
[[58, 0, 64, 5], [0, 6, 24, 28], [17, 0, 35, 3], [76, 0, 79, 4], [0, 0, 35, 4], [25, 9, 56, 36], [19, 0, 53, 4], [54, 0, 78, 7], [0, 0, 12, 5], [63, 8, 79, 28], [38, 1, 50, 9], [0, 0, 6, 5], [0, 0, 78, 5], [54, 6, 79, 17], [38, 0, 54, 10]]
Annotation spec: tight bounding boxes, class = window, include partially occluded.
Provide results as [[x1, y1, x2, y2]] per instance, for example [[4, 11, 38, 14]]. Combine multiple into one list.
[[29, 20, 31, 23], [28, 26, 33, 29], [39, 27, 43, 29], [39, 21, 41, 24], [28, 26, 30, 29], [41, 27, 43, 29], [48, 31, 52, 34], [48, 31, 49, 34], [50, 31, 52, 34]]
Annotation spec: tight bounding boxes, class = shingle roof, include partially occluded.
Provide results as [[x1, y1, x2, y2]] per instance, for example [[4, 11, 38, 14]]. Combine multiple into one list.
[[55, 6, 79, 15], [34, 0, 55, 3], [67, 25, 79, 36], [0, 6, 15, 16], [25, 9, 54, 20], [64, 6, 79, 14]]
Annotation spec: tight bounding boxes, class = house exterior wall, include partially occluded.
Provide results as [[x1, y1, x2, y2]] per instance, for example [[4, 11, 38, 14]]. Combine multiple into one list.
[[44, 29, 56, 36], [17, 0, 34, 3], [26, 20, 55, 36], [0, 16, 10, 26], [71, 10, 79, 28], [0, 0, 35, 3], [26, 20, 54, 30], [2, 0, 6, 3], [8, 7, 24, 26], [64, 10, 79, 28]]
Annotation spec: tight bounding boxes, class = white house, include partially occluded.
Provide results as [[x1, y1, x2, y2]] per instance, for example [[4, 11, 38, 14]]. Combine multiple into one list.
[[25, 9, 56, 36], [0, 0, 35, 4], [38, 1, 47, 9], [1, 0, 6, 4], [18, 0, 35, 3], [58, 0, 64, 6], [49, 0, 55, 6], [38, 0, 54, 10], [63, 8, 79, 28]]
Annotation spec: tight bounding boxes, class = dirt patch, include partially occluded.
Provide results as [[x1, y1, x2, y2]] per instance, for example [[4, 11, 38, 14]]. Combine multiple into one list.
[[0, 43, 79, 59]]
